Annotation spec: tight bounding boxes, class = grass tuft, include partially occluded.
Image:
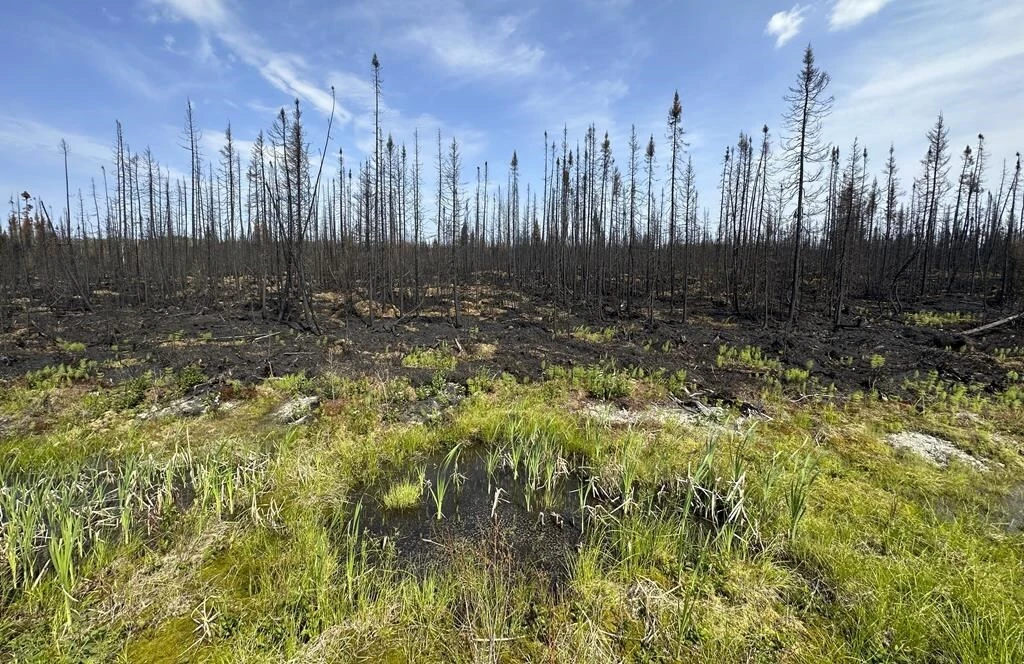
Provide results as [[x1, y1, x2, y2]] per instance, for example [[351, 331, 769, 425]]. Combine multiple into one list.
[[381, 479, 423, 510]]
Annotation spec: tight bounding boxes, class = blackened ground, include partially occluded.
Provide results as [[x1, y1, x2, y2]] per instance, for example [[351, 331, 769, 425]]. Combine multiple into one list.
[[0, 286, 1020, 402], [356, 447, 585, 587]]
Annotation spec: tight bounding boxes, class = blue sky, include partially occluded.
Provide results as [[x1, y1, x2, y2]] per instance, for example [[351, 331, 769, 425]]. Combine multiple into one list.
[[2, 0, 1023, 222]]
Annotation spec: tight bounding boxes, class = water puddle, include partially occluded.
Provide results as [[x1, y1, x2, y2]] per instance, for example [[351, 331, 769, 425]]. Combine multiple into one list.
[[355, 445, 586, 583]]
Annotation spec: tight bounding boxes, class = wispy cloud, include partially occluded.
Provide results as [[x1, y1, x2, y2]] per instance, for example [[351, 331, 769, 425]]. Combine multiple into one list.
[[200, 128, 256, 165], [766, 5, 807, 48], [151, 0, 343, 117], [149, 0, 230, 28], [829, 0, 1024, 168], [254, 54, 345, 121], [0, 115, 117, 205], [341, 0, 545, 81], [521, 76, 629, 140], [830, 0, 891, 30], [151, 0, 487, 163], [45, 24, 190, 102], [0, 115, 112, 167], [100, 6, 122, 24], [403, 10, 544, 79]]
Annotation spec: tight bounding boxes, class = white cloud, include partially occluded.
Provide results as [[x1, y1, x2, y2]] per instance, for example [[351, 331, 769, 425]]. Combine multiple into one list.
[[100, 6, 122, 24], [151, 0, 496, 166], [0, 116, 119, 208], [521, 76, 629, 140], [53, 26, 190, 102], [0, 116, 112, 167], [828, 0, 1024, 178], [151, 0, 343, 118], [766, 5, 806, 48], [326, 71, 376, 111], [255, 54, 345, 121], [830, 0, 891, 30], [341, 0, 544, 80], [404, 11, 544, 79], [151, 0, 230, 28], [200, 128, 256, 166]]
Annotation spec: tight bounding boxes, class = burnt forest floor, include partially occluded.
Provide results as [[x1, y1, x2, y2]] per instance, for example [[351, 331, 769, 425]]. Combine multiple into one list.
[[1, 285, 1023, 663]]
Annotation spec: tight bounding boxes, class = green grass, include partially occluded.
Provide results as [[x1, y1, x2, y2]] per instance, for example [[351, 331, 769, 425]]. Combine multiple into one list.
[[401, 345, 458, 372], [0, 358, 1021, 662], [380, 479, 423, 510]]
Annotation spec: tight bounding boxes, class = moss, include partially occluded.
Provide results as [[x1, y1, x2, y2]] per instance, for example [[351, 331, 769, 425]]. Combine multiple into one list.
[[124, 617, 198, 663]]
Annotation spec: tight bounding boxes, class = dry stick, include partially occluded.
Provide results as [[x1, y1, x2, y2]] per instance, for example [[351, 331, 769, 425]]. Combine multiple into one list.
[[384, 296, 426, 332], [293, 89, 338, 336], [203, 331, 282, 343], [962, 310, 1024, 337]]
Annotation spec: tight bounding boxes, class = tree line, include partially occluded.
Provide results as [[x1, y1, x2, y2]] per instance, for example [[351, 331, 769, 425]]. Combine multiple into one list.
[[2, 46, 1021, 331]]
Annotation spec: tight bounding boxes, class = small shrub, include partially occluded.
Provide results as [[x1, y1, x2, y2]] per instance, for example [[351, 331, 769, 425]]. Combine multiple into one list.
[[84, 373, 153, 414], [783, 367, 810, 385], [275, 371, 313, 395], [666, 368, 689, 398], [176, 364, 207, 395]]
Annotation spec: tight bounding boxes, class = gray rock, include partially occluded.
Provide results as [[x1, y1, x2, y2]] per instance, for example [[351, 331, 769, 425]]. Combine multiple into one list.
[[273, 395, 320, 424], [138, 396, 214, 420], [886, 432, 985, 470]]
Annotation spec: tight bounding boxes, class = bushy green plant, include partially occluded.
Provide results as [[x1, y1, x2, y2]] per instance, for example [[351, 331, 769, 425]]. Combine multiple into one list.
[[175, 363, 207, 395], [83, 372, 153, 414], [783, 367, 810, 386]]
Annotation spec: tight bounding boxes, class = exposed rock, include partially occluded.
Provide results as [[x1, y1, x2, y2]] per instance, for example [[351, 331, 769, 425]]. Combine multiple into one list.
[[397, 383, 466, 423], [886, 432, 985, 470], [581, 400, 728, 427], [273, 395, 320, 424], [138, 396, 215, 420]]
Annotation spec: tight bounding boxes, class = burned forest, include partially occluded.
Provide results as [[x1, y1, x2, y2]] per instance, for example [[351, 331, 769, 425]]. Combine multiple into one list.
[[2, 37, 1023, 664]]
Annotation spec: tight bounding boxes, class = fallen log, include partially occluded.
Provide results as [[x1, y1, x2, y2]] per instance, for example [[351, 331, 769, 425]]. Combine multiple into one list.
[[962, 311, 1024, 337]]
